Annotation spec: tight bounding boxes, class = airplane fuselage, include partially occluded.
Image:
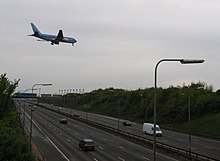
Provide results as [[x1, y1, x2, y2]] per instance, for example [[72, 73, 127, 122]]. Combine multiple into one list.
[[29, 23, 77, 46], [37, 33, 77, 45]]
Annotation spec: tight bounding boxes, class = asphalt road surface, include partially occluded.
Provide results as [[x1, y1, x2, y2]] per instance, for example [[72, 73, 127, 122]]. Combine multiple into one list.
[[42, 103, 220, 160], [15, 100, 178, 161]]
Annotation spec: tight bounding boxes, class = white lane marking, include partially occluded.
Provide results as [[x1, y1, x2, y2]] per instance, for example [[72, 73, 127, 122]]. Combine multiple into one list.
[[93, 158, 99, 161], [25, 113, 70, 161], [67, 139, 71, 142], [119, 146, 125, 149], [98, 146, 103, 150], [117, 157, 125, 161], [203, 145, 213, 149], [142, 156, 150, 160]]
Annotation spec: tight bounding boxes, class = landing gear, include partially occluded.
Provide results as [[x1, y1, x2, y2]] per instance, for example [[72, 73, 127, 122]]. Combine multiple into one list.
[[51, 41, 59, 45], [72, 43, 74, 46]]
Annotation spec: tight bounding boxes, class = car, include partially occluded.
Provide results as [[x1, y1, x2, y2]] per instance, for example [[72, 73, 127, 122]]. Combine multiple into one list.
[[79, 139, 95, 151], [60, 118, 67, 124], [123, 120, 132, 126], [74, 113, 80, 117]]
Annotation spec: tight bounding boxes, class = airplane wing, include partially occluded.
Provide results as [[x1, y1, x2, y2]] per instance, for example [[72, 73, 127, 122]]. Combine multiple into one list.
[[55, 30, 64, 40]]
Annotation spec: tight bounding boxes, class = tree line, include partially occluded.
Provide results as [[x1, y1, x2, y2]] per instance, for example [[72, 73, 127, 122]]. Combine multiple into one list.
[[0, 73, 34, 161], [0, 73, 19, 117], [40, 81, 220, 124]]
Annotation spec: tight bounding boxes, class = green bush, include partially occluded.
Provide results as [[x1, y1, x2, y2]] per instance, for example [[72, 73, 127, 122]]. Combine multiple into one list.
[[0, 111, 34, 161]]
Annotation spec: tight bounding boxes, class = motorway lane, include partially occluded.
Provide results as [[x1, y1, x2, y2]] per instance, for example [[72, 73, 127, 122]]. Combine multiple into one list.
[[15, 100, 68, 161], [24, 101, 177, 161], [87, 111, 220, 160], [43, 103, 220, 160]]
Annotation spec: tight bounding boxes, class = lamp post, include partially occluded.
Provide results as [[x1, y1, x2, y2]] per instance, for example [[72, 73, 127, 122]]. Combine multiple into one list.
[[180, 92, 191, 157], [187, 94, 191, 158], [153, 59, 204, 161], [25, 88, 37, 93], [30, 83, 52, 150], [32, 83, 52, 93], [181, 86, 203, 158], [30, 105, 33, 150]]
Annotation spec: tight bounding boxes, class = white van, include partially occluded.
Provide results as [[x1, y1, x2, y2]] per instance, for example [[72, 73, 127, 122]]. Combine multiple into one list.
[[143, 123, 162, 137]]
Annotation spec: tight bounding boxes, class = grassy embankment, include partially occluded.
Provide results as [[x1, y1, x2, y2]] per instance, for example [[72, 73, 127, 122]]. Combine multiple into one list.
[[165, 112, 220, 139]]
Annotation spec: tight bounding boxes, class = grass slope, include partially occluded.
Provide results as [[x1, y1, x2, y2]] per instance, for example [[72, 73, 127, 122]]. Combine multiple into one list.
[[165, 112, 220, 138]]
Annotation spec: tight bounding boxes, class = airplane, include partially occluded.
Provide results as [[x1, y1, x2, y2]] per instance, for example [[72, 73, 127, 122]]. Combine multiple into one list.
[[28, 23, 77, 46]]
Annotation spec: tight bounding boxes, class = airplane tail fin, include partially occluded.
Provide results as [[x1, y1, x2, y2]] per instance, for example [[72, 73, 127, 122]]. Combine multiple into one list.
[[30, 23, 41, 35]]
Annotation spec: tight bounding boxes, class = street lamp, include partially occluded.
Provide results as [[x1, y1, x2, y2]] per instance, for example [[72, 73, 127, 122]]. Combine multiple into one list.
[[153, 59, 204, 161], [32, 83, 52, 93], [30, 83, 52, 150], [180, 86, 203, 158], [25, 88, 37, 92]]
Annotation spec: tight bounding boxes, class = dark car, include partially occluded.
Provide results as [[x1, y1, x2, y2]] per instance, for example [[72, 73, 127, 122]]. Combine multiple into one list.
[[74, 113, 80, 117], [60, 118, 67, 124], [79, 139, 95, 151], [123, 121, 132, 126]]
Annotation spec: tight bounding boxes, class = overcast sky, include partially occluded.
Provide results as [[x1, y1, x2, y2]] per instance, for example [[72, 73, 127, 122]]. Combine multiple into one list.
[[1, 0, 220, 94]]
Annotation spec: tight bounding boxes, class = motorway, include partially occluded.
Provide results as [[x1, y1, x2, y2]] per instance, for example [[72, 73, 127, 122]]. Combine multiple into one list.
[[15, 100, 178, 161], [42, 103, 220, 160]]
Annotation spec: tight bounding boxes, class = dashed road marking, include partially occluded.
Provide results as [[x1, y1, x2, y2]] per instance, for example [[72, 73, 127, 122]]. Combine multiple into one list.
[[142, 156, 150, 160], [119, 146, 125, 150], [98, 146, 103, 150], [25, 112, 70, 161], [117, 157, 125, 161]]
